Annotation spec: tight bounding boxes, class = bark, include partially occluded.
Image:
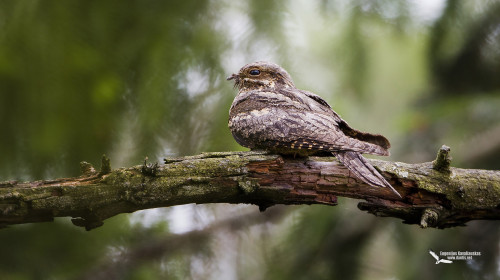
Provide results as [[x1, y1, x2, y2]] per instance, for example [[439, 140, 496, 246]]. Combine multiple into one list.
[[1, 146, 499, 230]]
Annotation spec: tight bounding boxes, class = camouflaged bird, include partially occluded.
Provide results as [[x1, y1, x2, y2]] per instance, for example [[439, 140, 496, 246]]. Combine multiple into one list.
[[227, 61, 401, 198]]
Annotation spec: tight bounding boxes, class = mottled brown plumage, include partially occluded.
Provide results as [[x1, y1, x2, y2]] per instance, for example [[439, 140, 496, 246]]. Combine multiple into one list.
[[227, 61, 401, 197]]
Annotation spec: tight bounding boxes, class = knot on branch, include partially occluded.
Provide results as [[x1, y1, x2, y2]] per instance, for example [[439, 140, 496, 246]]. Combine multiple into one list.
[[433, 145, 451, 173], [80, 161, 97, 176], [420, 208, 439, 228], [99, 154, 112, 175], [71, 216, 104, 231], [141, 157, 159, 176], [238, 179, 259, 194]]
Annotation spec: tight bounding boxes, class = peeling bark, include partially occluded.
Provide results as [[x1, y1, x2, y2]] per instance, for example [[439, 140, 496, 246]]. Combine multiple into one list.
[[0, 149, 499, 230]]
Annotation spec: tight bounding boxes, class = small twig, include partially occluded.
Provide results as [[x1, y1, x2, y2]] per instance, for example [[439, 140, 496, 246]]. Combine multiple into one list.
[[433, 145, 451, 173]]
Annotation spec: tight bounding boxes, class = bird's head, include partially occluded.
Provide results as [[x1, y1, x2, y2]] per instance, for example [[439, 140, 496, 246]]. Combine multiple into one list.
[[227, 61, 295, 91]]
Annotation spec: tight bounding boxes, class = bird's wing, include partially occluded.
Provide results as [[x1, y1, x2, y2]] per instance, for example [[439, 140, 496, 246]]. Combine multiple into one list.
[[297, 89, 390, 152], [429, 250, 439, 261], [287, 110, 389, 155], [299, 89, 332, 109], [336, 119, 391, 152], [231, 105, 389, 155]]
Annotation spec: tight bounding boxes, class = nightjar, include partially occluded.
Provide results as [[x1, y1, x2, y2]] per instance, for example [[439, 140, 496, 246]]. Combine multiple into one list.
[[227, 61, 400, 198]]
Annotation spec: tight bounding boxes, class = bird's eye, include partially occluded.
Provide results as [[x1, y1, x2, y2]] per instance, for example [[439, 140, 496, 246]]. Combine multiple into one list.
[[249, 69, 260, 75]]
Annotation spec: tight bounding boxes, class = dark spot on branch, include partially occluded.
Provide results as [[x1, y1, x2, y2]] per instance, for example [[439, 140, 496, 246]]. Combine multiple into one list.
[[0, 181, 18, 188], [258, 203, 274, 212], [142, 157, 159, 176], [71, 217, 104, 231]]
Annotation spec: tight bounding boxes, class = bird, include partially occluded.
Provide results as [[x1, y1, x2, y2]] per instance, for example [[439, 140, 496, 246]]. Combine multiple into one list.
[[227, 61, 401, 198], [429, 250, 453, 264]]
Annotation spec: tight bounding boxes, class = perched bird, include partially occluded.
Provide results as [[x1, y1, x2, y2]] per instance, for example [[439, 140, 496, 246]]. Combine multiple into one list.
[[227, 61, 401, 198]]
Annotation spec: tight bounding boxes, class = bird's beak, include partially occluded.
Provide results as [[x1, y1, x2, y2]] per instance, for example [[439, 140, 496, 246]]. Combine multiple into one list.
[[227, 73, 237, 81]]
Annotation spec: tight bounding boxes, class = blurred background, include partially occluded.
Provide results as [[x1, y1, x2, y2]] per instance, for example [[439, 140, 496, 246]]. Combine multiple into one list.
[[0, 0, 499, 279]]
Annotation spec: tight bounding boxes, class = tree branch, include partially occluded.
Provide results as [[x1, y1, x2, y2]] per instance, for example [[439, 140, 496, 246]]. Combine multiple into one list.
[[1, 148, 499, 230]]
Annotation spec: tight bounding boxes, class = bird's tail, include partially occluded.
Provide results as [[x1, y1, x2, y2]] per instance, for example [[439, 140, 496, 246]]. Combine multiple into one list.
[[334, 151, 401, 198]]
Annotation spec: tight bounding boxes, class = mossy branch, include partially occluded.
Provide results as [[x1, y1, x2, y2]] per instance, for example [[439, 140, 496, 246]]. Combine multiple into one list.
[[1, 148, 499, 230]]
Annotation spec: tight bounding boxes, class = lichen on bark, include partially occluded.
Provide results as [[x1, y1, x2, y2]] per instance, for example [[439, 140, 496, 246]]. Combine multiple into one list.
[[0, 149, 499, 230]]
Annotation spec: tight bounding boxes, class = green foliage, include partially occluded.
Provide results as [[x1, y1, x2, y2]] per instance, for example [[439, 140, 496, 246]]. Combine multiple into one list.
[[0, 216, 135, 279], [0, 0, 229, 179]]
